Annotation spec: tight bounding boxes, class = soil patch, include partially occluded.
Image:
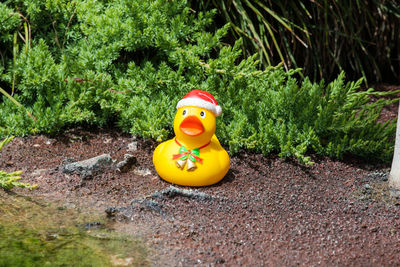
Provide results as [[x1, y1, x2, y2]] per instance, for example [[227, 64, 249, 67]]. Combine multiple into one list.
[[1, 126, 400, 266]]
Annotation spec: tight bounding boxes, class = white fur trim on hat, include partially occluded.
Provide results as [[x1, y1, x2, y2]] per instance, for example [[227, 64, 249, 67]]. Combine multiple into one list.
[[176, 98, 222, 117]]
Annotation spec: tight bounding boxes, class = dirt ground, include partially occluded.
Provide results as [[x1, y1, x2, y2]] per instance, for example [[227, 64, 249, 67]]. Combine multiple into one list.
[[1, 89, 400, 266]]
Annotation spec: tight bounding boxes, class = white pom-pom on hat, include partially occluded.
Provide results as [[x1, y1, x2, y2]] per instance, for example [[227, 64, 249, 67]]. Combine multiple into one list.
[[176, 89, 222, 117]]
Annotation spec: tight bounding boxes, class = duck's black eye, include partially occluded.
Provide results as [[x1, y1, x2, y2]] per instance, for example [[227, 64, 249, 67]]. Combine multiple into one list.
[[182, 109, 187, 116], [200, 110, 206, 118]]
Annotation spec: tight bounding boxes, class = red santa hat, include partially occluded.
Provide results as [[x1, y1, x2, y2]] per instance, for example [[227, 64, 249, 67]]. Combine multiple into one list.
[[176, 89, 222, 117]]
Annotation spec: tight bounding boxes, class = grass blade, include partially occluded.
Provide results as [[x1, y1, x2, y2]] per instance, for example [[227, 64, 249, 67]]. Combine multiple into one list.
[[0, 87, 37, 122]]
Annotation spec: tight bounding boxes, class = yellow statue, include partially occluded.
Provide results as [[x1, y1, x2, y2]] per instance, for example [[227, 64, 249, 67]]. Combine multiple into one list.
[[153, 90, 230, 186]]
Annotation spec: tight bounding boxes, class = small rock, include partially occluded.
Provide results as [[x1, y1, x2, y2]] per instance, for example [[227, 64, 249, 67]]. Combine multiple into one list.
[[366, 171, 390, 182], [116, 154, 137, 173], [62, 154, 112, 179], [63, 157, 75, 164], [133, 167, 151, 176], [152, 186, 213, 201], [131, 198, 164, 214], [105, 207, 119, 217], [363, 184, 372, 191], [127, 141, 138, 152], [103, 138, 112, 144], [361, 184, 372, 196], [215, 257, 225, 264], [82, 222, 103, 230]]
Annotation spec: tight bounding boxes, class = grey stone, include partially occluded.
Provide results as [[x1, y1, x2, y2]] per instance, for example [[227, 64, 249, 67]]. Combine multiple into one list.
[[152, 186, 213, 201], [116, 154, 137, 173], [62, 153, 112, 179], [363, 184, 372, 190], [80, 222, 103, 230], [133, 167, 152, 176], [113, 186, 227, 220], [105, 207, 119, 217], [130, 198, 164, 214], [127, 141, 138, 152], [367, 171, 389, 182]]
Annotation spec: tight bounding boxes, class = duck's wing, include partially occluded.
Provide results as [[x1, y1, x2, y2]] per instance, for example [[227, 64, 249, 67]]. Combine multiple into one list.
[[211, 134, 221, 146]]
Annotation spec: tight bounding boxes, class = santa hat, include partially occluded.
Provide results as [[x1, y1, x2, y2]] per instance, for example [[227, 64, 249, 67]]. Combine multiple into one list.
[[176, 89, 222, 117]]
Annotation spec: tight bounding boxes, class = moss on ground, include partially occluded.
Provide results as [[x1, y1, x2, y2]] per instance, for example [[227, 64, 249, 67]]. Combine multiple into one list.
[[0, 192, 149, 267]]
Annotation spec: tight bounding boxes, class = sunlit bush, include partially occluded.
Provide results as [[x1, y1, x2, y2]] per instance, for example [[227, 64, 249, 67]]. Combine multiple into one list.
[[0, 0, 397, 163]]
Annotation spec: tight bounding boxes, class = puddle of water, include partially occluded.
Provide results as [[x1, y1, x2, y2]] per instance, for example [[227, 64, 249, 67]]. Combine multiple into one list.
[[0, 192, 149, 267]]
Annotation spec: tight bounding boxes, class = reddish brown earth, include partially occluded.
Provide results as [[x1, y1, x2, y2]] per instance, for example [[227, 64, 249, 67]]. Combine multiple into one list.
[[1, 88, 400, 266]]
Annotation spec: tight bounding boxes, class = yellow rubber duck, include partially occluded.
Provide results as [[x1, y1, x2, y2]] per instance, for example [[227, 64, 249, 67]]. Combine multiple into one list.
[[153, 89, 230, 186]]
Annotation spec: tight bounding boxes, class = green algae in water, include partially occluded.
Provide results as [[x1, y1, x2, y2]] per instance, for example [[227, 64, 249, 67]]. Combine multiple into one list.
[[0, 194, 149, 266]]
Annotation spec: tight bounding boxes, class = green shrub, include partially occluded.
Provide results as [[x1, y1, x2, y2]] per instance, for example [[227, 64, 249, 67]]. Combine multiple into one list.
[[0, 0, 397, 164]]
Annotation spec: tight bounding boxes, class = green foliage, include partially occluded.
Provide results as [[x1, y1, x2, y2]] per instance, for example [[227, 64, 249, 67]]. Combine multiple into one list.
[[0, 137, 37, 190], [0, 3, 20, 43], [0, 0, 397, 164], [215, 66, 397, 164], [194, 0, 400, 83]]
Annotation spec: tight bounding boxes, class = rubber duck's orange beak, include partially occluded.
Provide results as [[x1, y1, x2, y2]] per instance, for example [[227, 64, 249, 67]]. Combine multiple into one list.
[[179, 116, 204, 136]]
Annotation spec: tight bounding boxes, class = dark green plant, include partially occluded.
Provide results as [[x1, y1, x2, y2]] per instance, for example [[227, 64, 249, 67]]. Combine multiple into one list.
[[0, 86, 36, 121], [0, 0, 397, 164], [194, 0, 400, 83]]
